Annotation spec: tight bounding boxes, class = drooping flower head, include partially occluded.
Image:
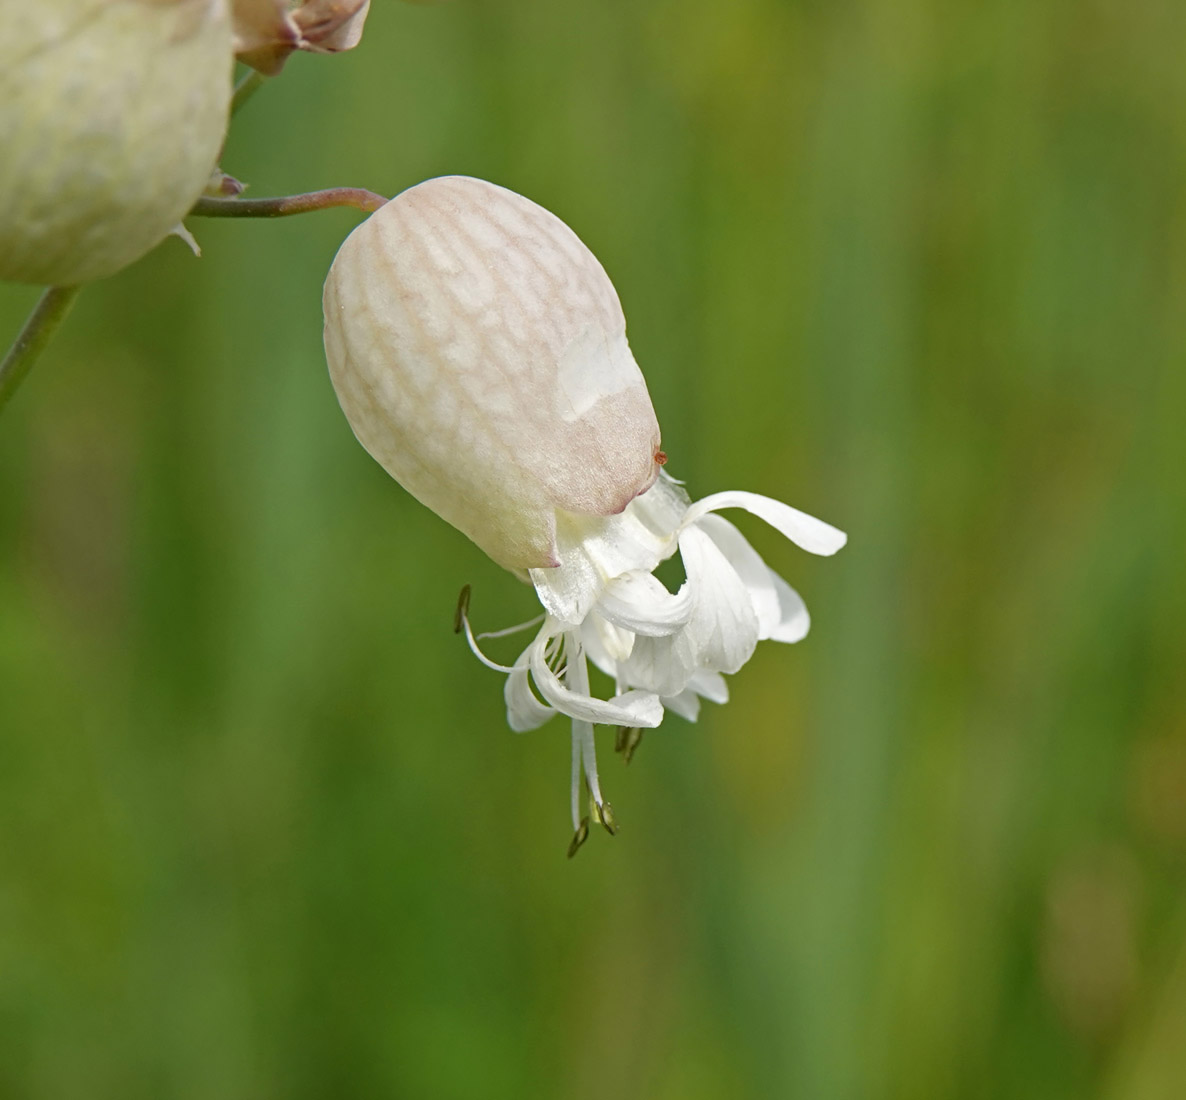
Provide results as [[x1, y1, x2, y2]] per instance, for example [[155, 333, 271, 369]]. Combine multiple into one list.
[[323, 176, 846, 854]]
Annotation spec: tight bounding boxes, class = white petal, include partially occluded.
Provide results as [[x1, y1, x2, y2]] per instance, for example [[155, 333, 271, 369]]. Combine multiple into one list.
[[661, 689, 701, 722], [629, 473, 691, 541], [598, 617, 635, 663], [659, 666, 732, 722], [621, 628, 699, 697], [678, 525, 760, 675], [529, 641, 664, 727], [597, 570, 693, 637], [529, 549, 600, 626], [579, 614, 622, 676], [683, 490, 847, 556], [607, 689, 665, 723], [505, 659, 555, 731], [527, 476, 691, 628], [768, 569, 810, 643], [687, 669, 729, 704], [695, 513, 781, 640]]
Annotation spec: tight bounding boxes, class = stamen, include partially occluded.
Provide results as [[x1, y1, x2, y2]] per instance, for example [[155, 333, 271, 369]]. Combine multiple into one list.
[[578, 720, 602, 808], [545, 634, 565, 672], [455, 588, 518, 673], [592, 797, 619, 836], [566, 630, 608, 813], [567, 817, 590, 859], [453, 584, 471, 633], [477, 614, 545, 641], [570, 724, 582, 831]]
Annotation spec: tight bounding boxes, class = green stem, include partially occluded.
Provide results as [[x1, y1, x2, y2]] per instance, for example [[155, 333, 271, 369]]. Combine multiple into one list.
[[0, 286, 81, 415], [190, 188, 387, 219], [231, 70, 266, 116]]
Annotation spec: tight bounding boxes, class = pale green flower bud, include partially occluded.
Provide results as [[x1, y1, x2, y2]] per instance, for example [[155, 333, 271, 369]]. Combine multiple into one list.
[[0, 0, 233, 286], [323, 176, 664, 573]]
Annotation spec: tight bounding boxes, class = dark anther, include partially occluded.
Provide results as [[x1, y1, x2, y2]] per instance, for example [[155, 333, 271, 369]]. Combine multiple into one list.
[[567, 817, 591, 859], [453, 584, 472, 634], [622, 726, 644, 764], [595, 801, 619, 837]]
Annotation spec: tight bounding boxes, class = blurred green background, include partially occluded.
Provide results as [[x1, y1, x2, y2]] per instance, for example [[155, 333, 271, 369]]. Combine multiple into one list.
[[3, 0, 1186, 1096]]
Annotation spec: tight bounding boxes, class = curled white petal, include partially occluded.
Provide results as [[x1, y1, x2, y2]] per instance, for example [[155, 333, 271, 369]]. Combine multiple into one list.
[[621, 627, 699, 698], [578, 614, 622, 677], [597, 570, 693, 637], [678, 524, 760, 675], [694, 513, 781, 640], [505, 651, 555, 732], [683, 490, 847, 556], [528, 475, 691, 627], [593, 615, 635, 663], [529, 637, 663, 728], [768, 570, 810, 644]]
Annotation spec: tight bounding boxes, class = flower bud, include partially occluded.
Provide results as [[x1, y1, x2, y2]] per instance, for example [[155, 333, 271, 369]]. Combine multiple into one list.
[[323, 176, 663, 572], [231, 0, 370, 74], [230, 0, 299, 71], [294, 0, 370, 52], [0, 0, 233, 286]]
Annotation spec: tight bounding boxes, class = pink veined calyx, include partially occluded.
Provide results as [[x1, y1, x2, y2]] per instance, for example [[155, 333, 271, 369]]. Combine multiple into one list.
[[322, 175, 847, 856]]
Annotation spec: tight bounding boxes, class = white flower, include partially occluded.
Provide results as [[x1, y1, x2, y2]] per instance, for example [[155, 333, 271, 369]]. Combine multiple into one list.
[[323, 175, 846, 853], [458, 472, 845, 852]]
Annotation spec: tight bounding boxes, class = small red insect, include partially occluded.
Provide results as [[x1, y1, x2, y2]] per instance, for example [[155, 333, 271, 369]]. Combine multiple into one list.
[[654, 450, 668, 466]]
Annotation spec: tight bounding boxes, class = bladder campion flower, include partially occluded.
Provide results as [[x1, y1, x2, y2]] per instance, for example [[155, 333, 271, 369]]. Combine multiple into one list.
[[323, 176, 846, 854]]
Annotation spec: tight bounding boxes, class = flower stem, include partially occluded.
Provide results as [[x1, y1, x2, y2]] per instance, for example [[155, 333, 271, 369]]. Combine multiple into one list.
[[231, 70, 266, 116], [0, 286, 81, 416], [189, 188, 387, 219]]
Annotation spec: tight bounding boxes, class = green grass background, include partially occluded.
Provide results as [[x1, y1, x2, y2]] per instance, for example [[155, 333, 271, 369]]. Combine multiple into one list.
[[3, 1, 1186, 1096]]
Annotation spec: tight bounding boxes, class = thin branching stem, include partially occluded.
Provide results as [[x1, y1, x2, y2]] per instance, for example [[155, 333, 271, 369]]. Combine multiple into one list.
[[0, 286, 81, 416], [231, 70, 266, 116], [189, 188, 387, 219]]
